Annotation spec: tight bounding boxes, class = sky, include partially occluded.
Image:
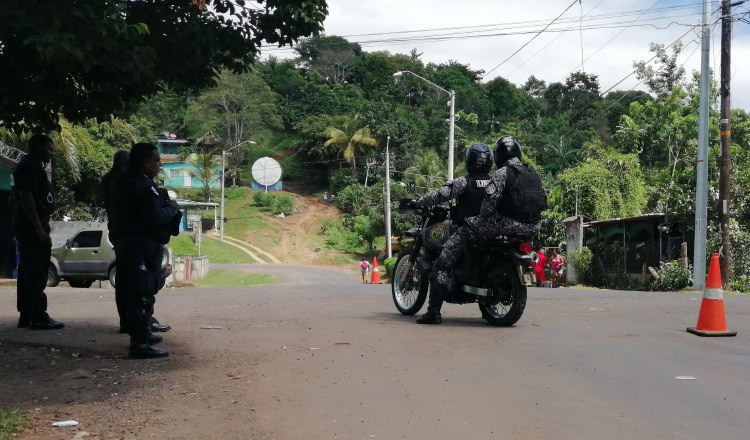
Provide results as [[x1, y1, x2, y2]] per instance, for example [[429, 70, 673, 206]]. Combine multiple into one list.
[[261, 0, 750, 111]]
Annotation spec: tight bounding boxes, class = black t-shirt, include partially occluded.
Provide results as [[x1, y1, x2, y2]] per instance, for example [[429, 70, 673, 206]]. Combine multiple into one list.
[[13, 155, 53, 235]]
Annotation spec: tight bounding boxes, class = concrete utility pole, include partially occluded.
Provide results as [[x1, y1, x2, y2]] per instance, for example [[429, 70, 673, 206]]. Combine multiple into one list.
[[718, 0, 734, 288], [693, 0, 711, 291], [385, 136, 392, 259]]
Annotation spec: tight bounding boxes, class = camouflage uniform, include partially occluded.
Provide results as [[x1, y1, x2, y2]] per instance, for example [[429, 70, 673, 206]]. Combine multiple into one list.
[[415, 176, 469, 208], [427, 157, 541, 312]]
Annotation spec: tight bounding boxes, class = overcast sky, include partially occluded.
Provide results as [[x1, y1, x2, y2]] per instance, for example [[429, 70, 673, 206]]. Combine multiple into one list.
[[263, 0, 750, 111]]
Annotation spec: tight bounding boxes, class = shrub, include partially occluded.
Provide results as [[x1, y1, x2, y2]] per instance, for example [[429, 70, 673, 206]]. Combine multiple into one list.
[[383, 256, 398, 277], [729, 275, 750, 293], [253, 191, 295, 213], [569, 246, 593, 284], [651, 260, 692, 291]]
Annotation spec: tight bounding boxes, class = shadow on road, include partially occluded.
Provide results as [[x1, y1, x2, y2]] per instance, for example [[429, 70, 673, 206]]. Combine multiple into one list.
[[0, 319, 193, 411]]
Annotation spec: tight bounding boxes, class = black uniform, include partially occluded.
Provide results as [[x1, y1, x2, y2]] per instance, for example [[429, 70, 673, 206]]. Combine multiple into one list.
[[414, 174, 490, 225], [110, 170, 181, 344], [430, 158, 541, 302], [415, 173, 490, 315], [13, 155, 54, 323], [101, 168, 128, 328]]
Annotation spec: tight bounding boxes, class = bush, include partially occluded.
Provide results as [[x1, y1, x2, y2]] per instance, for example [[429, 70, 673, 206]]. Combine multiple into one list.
[[651, 260, 692, 291], [253, 191, 295, 213], [383, 256, 398, 277], [569, 246, 593, 284], [729, 275, 750, 293]]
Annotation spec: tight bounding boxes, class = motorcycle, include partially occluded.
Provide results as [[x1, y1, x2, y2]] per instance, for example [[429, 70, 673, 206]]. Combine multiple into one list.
[[391, 199, 538, 326]]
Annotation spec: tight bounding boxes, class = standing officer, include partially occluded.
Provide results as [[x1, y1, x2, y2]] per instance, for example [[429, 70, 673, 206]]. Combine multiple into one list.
[[14, 134, 64, 330], [102, 150, 171, 334], [111, 143, 181, 358], [417, 136, 546, 324]]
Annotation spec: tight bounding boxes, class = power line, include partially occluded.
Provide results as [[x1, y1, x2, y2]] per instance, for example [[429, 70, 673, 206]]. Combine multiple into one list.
[[506, 0, 606, 78], [566, 24, 699, 122], [557, 0, 664, 83], [262, 5, 711, 54]]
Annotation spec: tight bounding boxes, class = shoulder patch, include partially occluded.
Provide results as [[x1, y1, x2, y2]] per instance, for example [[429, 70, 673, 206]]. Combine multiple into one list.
[[485, 182, 497, 195]]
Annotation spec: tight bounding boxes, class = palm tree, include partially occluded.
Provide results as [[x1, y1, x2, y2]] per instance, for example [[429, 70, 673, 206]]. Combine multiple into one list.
[[544, 135, 579, 173], [189, 132, 221, 202], [403, 149, 447, 193], [323, 117, 378, 176]]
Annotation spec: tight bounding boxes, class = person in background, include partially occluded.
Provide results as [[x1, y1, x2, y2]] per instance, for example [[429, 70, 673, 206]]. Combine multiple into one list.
[[360, 258, 370, 283], [14, 134, 64, 330], [550, 249, 565, 287], [533, 248, 548, 287]]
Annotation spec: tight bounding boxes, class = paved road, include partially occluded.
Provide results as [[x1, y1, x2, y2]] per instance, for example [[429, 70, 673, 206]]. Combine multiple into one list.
[[1, 274, 749, 439], [210, 263, 361, 285]]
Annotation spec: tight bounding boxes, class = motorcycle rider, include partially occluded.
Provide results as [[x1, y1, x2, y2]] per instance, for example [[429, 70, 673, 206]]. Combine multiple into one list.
[[417, 136, 545, 324], [413, 143, 493, 225]]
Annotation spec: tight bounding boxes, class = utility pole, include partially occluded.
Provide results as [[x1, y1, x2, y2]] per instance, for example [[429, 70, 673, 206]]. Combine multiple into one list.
[[693, 0, 711, 291], [718, 0, 733, 288], [385, 136, 392, 259]]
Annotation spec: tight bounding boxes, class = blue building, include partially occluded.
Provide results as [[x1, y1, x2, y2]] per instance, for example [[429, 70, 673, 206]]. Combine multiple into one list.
[[162, 160, 221, 190]]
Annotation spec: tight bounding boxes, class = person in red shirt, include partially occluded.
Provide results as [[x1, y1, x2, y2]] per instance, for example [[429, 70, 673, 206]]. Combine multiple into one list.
[[533, 248, 548, 286]]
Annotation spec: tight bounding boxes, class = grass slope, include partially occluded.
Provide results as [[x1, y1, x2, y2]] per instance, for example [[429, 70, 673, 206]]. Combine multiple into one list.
[[169, 232, 254, 264]]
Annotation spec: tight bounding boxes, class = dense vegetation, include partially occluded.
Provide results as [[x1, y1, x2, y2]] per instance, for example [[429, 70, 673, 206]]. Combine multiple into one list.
[[4, 28, 750, 284]]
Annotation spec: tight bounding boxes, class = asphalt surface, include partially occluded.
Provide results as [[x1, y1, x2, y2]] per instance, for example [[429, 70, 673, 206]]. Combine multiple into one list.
[[1, 266, 749, 439]]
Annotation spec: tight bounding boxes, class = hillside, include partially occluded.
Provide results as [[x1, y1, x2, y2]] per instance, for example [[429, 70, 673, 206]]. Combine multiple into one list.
[[175, 187, 361, 267]]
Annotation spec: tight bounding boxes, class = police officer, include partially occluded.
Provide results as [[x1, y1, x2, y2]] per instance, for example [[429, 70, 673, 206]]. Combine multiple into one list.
[[102, 150, 171, 334], [413, 143, 493, 226], [414, 143, 493, 324], [111, 143, 181, 358], [417, 136, 543, 324], [14, 134, 64, 330]]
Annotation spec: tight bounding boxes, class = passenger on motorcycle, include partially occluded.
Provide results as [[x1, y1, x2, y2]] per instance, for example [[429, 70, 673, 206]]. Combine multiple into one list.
[[417, 136, 546, 324]]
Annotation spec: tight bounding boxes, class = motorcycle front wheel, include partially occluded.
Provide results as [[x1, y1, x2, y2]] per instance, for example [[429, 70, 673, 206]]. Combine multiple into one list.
[[391, 254, 428, 315], [479, 265, 527, 326]]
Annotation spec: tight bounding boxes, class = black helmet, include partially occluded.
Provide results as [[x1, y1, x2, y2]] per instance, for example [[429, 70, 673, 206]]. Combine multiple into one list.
[[465, 143, 493, 174], [493, 135, 522, 166]]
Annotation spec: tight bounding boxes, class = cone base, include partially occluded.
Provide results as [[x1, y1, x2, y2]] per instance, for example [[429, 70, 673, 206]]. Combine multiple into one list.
[[687, 327, 737, 337]]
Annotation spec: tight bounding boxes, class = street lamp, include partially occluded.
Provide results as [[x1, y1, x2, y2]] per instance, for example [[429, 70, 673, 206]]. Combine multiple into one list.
[[393, 70, 456, 180], [221, 140, 256, 242]]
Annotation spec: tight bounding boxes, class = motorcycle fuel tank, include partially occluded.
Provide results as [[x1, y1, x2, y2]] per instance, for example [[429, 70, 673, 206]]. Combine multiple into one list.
[[423, 220, 450, 250]]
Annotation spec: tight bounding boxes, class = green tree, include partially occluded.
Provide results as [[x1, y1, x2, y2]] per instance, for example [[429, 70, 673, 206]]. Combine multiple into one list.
[[634, 41, 686, 99], [0, 0, 328, 131], [555, 150, 646, 220], [403, 149, 446, 193], [323, 117, 379, 175], [187, 142, 220, 202]]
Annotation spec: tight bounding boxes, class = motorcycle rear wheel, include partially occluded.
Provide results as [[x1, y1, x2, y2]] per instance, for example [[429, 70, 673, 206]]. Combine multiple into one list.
[[391, 254, 428, 315], [479, 265, 527, 326]]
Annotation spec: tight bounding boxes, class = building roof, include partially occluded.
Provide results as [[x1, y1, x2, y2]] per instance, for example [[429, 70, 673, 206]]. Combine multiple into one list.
[[584, 213, 665, 228]]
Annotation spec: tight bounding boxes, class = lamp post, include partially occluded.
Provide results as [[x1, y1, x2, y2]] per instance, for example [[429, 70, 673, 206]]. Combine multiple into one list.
[[221, 140, 256, 242], [393, 70, 456, 180]]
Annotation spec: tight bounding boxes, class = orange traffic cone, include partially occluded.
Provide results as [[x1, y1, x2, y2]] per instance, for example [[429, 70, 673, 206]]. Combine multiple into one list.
[[687, 253, 737, 337], [370, 257, 382, 284]]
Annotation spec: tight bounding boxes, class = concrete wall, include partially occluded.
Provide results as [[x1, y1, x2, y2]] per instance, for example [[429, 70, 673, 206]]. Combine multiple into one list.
[[50, 221, 107, 248], [171, 254, 209, 283]]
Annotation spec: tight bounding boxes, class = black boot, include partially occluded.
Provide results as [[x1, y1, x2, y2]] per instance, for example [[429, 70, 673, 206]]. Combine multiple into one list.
[[18, 315, 31, 329], [416, 309, 442, 324], [417, 282, 445, 324], [147, 334, 163, 345], [129, 343, 169, 359], [30, 315, 65, 330]]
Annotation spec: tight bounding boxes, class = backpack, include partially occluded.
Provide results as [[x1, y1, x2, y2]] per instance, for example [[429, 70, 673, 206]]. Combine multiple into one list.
[[360, 261, 369, 269], [497, 164, 548, 223]]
